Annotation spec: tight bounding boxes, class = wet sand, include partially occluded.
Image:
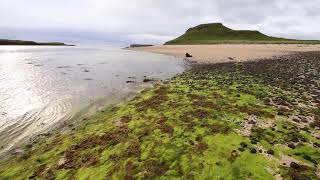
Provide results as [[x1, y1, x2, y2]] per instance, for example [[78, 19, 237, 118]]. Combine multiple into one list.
[[129, 44, 320, 63]]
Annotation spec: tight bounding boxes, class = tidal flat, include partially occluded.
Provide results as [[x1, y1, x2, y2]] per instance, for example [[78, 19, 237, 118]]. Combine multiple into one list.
[[0, 51, 319, 179]]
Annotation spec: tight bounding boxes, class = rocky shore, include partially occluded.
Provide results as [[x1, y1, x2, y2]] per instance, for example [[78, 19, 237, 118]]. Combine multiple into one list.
[[0, 51, 319, 179]]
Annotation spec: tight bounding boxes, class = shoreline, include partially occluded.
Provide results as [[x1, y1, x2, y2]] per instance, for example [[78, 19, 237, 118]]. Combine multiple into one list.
[[0, 46, 185, 157], [1, 50, 319, 179], [128, 44, 320, 63], [0, 78, 166, 158]]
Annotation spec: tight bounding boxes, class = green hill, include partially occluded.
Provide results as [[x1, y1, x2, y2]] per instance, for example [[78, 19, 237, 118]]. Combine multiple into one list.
[[0, 39, 73, 46], [165, 23, 320, 44]]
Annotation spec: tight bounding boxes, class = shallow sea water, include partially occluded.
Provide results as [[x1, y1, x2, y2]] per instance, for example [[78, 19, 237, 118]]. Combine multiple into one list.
[[0, 45, 185, 153]]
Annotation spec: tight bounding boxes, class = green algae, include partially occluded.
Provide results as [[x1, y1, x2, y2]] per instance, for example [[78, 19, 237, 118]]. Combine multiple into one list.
[[0, 52, 319, 179]]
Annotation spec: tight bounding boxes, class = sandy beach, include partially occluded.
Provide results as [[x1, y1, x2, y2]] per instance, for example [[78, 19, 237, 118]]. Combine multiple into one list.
[[129, 44, 320, 63]]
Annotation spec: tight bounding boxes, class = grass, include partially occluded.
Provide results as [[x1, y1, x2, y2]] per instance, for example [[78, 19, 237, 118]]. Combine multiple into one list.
[[165, 23, 320, 45], [0, 52, 319, 179]]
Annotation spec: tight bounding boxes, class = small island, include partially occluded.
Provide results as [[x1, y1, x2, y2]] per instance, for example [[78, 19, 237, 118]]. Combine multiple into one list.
[[0, 39, 74, 46]]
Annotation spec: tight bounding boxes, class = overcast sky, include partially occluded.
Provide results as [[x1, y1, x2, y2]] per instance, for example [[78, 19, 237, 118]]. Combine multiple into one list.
[[1, 0, 319, 45]]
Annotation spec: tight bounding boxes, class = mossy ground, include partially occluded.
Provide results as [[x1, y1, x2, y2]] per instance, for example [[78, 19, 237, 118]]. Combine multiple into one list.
[[0, 52, 319, 179]]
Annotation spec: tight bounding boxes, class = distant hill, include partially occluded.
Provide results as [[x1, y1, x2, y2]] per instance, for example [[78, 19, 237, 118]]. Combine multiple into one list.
[[129, 44, 153, 48], [0, 39, 73, 46], [165, 23, 320, 45]]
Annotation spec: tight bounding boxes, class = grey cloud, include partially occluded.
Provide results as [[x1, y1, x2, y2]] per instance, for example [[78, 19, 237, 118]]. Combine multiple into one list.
[[0, 0, 319, 44]]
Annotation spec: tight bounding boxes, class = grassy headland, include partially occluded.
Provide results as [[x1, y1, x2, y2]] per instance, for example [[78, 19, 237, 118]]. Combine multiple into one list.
[[165, 23, 320, 45], [0, 39, 73, 46], [0, 51, 319, 179]]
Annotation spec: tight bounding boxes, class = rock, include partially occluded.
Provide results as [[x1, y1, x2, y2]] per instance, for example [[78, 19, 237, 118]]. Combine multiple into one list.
[[300, 118, 308, 123], [267, 149, 275, 155], [250, 148, 257, 154], [29, 174, 37, 179], [288, 143, 296, 149], [240, 142, 248, 148], [248, 120, 256, 125], [292, 117, 300, 123], [303, 154, 312, 161], [251, 139, 258, 145], [301, 127, 310, 132], [313, 142, 320, 148], [186, 53, 193, 57], [290, 162, 300, 169], [143, 78, 154, 83], [57, 158, 66, 168], [10, 148, 24, 155], [300, 137, 308, 142], [291, 137, 299, 143], [238, 147, 245, 152]]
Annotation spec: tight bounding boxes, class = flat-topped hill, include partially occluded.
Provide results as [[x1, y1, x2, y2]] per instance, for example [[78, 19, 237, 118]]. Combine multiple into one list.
[[0, 39, 73, 46], [165, 23, 320, 44]]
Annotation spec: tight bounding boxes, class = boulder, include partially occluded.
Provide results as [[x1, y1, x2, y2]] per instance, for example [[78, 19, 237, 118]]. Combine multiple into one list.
[[186, 53, 193, 57]]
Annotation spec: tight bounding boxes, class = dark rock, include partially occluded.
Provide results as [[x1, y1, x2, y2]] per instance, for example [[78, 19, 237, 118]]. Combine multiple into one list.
[[301, 127, 310, 132], [267, 149, 275, 155], [126, 81, 135, 83], [186, 53, 193, 58], [290, 162, 300, 169], [240, 142, 248, 148], [300, 137, 308, 142], [250, 148, 257, 154], [238, 147, 245, 152], [291, 137, 299, 143], [288, 143, 296, 149], [251, 139, 258, 145], [143, 78, 154, 83], [248, 120, 256, 125], [303, 154, 312, 161], [29, 174, 37, 179], [292, 117, 300, 123], [313, 142, 320, 148]]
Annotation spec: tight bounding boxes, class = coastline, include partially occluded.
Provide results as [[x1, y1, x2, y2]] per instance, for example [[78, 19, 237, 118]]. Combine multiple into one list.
[[0, 76, 169, 158], [0, 49, 319, 179], [128, 44, 320, 63], [0, 46, 185, 158]]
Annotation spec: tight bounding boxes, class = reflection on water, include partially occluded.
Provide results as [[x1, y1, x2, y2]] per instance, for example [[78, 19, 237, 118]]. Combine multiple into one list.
[[0, 45, 184, 153]]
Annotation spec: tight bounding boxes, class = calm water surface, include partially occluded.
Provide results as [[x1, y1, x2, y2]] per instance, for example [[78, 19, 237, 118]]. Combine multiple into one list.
[[0, 45, 184, 153]]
